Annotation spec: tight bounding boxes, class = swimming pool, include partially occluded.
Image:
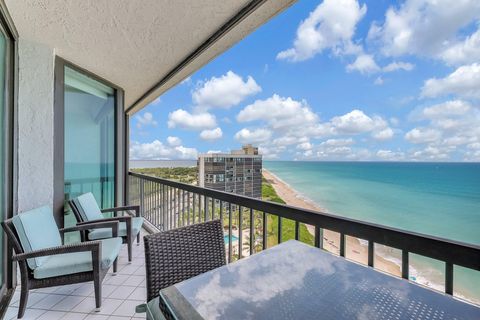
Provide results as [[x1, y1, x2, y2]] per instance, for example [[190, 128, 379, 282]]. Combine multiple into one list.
[[224, 234, 238, 244]]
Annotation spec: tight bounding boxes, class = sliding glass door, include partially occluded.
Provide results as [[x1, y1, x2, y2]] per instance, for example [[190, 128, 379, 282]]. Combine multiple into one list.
[[0, 20, 6, 294], [0, 5, 14, 301], [63, 66, 116, 236]]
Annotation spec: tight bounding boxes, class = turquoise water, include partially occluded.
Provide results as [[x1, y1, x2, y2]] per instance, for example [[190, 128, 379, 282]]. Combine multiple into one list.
[[264, 161, 480, 302], [224, 235, 239, 244]]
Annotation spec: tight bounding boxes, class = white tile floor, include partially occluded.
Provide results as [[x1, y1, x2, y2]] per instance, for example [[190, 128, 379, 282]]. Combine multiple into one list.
[[5, 231, 149, 320]]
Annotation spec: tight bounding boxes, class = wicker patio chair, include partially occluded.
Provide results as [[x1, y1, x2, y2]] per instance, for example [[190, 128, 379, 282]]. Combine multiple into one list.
[[142, 219, 226, 319], [2, 206, 122, 318], [68, 192, 143, 262]]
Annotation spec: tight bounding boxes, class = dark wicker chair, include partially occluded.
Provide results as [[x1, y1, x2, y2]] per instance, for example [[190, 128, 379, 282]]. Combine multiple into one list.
[[144, 219, 226, 303], [68, 192, 142, 262], [2, 216, 120, 318]]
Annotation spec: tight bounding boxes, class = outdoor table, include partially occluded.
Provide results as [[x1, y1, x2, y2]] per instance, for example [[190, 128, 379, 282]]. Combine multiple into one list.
[[158, 240, 480, 319]]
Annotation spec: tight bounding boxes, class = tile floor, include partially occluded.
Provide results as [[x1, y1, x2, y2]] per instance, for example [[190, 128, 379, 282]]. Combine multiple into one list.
[[4, 231, 149, 320]]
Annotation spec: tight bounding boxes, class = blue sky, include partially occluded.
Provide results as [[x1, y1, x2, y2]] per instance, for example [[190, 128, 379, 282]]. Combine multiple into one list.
[[130, 0, 480, 161]]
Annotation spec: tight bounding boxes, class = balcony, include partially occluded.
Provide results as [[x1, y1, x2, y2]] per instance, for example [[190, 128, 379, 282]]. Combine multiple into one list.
[[3, 171, 479, 319]]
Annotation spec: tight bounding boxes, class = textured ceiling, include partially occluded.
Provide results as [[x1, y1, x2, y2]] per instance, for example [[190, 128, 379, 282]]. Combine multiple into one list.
[[6, 0, 295, 113]]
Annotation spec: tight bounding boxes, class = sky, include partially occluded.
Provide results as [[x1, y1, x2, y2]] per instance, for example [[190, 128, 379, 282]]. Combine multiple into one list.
[[130, 0, 480, 162]]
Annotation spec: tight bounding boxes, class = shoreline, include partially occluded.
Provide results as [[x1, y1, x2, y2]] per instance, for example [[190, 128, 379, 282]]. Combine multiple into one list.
[[262, 169, 403, 277], [262, 168, 480, 305]]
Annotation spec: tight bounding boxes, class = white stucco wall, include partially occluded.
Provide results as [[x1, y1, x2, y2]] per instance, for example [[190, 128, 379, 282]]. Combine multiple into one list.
[[17, 39, 55, 212]]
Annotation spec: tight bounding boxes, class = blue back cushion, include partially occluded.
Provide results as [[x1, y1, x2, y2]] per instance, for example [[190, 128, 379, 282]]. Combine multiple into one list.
[[12, 206, 62, 270], [76, 192, 103, 221]]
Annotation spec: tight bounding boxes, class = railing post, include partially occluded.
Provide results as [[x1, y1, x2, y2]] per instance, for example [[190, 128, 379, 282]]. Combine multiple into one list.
[[314, 226, 321, 248], [402, 250, 409, 280], [139, 178, 145, 217], [238, 206, 243, 259], [228, 203, 233, 263], [368, 241, 374, 267], [262, 212, 267, 250], [445, 262, 453, 295]]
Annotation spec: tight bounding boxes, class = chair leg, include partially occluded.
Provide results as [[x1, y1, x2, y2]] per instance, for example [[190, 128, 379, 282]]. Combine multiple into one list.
[[113, 257, 118, 275], [137, 232, 140, 245], [128, 240, 132, 263], [18, 286, 29, 319], [93, 276, 102, 311]]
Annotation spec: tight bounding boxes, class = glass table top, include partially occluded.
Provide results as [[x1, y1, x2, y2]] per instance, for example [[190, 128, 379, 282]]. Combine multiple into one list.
[[160, 240, 480, 320]]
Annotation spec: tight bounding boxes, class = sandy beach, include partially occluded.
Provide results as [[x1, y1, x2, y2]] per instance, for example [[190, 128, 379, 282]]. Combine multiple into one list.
[[262, 169, 402, 277]]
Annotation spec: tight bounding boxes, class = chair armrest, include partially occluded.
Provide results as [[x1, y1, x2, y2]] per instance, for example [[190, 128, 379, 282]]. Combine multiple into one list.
[[61, 221, 119, 238], [101, 205, 140, 217], [76, 217, 130, 227], [13, 240, 101, 261]]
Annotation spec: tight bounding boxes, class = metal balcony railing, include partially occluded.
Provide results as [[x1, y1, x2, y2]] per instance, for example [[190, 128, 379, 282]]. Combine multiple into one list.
[[127, 171, 480, 300]]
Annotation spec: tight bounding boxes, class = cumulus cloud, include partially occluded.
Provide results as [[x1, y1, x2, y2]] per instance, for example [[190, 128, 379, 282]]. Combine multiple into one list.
[[405, 99, 480, 160], [368, 0, 480, 65], [422, 100, 471, 119], [405, 128, 441, 144], [346, 54, 380, 74], [277, 0, 366, 62], [440, 28, 480, 66], [237, 94, 318, 129], [130, 140, 198, 160], [297, 142, 313, 151], [330, 109, 391, 137], [376, 149, 405, 161], [167, 109, 216, 130], [136, 112, 157, 129], [372, 127, 394, 141], [421, 63, 480, 99], [192, 71, 261, 110], [234, 128, 272, 144], [200, 127, 223, 141], [382, 61, 414, 72], [167, 136, 182, 146]]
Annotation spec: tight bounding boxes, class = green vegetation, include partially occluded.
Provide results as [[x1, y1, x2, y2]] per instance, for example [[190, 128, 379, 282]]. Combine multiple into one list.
[[131, 167, 197, 184], [262, 175, 315, 247]]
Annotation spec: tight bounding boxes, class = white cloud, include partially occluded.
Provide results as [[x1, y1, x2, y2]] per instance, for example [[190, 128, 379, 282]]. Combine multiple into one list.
[[234, 128, 272, 144], [130, 140, 198, 160], [422, 100, 471, 119], [330, 109, 389, 135], [200, 127, 223, 141], [207, 150, 222, 154], [440, 28, 480, 66], [405, 127, 441, 144], [135, 112, 157, 129], [376, 149, 405, 161], [277, 0, 366, 62], [406, 99, 480, 160], [237, 94, 318, 130], [421, 63, 480, 99], [167, 109, 216, 130], [167, 136, 182, 147], [346, 54, 380, 74], [382, 61, 414, 72], [320, 138, 354, 147], [192, 71, 261, 110], [372, 127, 394, 141], [297, 142, 313, 151], [368, 0, 480, 64]]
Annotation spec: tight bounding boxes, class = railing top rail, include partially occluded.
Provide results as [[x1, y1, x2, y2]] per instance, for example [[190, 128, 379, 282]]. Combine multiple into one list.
[[128, 171, 480, 271]]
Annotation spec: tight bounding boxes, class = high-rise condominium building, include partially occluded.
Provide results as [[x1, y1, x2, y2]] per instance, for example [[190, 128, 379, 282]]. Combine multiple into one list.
[[198, 145, 262, 198]]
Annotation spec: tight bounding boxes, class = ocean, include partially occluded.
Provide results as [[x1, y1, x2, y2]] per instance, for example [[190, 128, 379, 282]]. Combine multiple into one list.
[[130, 160, 196, 168], [264, 161, 480, 303]]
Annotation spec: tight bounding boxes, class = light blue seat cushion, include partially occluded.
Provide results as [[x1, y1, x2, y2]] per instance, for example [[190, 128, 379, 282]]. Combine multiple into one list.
[[12, 206, 62, 270], [88, 217, 144, 240], [33, 237, 122, 279], [76, 192, 104, 221]]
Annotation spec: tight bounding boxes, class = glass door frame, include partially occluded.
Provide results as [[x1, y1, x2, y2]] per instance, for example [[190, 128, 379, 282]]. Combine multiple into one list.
[[53, 57, 126, 228], [0, 1, 17, 308]]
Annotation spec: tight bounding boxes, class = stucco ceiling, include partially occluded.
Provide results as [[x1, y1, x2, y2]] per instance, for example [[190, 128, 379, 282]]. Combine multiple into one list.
[[6, 0, 295, 113]]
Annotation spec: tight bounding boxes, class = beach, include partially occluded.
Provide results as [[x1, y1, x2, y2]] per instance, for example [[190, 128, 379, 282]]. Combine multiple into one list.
[[262, 169, 402, 277]]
